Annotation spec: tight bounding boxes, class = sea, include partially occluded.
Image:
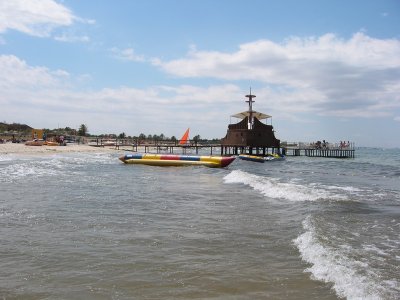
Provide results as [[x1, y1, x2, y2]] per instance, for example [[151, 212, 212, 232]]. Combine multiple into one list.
[[0, 147, 399, 300]]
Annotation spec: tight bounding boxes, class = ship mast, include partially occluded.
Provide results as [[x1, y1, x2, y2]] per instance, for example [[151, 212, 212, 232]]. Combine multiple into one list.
[[245, 88, 256, 129]]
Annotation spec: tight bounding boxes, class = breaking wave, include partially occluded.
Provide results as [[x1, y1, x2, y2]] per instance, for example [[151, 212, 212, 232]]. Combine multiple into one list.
[[223, 170, 347, 202], [294, 216, 400, 299]]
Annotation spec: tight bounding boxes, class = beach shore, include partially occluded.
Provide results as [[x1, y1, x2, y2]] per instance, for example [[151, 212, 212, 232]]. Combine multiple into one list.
[[0, 143, 130, 155]]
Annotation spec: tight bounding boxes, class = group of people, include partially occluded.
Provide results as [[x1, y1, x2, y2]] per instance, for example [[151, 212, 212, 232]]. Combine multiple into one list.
[[311, 140, 351, 149], [340, 141, 351, 148], [314, 140, 328, 149]]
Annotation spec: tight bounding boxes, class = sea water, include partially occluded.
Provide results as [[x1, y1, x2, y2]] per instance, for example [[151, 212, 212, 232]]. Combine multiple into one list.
[[0, 148, 399, 299]]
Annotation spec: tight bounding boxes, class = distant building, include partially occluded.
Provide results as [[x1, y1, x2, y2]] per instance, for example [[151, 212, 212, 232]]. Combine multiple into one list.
[[31, 129, 44, 140]]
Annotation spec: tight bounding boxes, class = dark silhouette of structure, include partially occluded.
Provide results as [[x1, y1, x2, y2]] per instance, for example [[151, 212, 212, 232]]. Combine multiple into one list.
[[221, 90, 280, 155]]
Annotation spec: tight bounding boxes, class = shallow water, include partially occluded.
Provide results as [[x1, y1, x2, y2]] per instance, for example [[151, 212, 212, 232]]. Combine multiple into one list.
[[0, 148, 399, 299]]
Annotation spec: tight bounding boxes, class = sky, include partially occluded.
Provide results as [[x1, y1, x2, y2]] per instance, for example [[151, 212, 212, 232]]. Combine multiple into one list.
[[1, 0, 399, 147]]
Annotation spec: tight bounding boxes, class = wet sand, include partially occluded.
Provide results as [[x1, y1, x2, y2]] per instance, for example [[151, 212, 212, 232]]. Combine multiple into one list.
[[0, 143, 131, 155]]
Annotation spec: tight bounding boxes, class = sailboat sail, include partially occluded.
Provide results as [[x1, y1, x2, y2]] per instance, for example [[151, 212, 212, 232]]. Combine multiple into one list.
[[179, 128, 190, 145]]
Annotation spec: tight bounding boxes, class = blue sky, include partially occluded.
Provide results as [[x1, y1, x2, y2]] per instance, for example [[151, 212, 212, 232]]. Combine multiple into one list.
[[1, 0, 399, 147]]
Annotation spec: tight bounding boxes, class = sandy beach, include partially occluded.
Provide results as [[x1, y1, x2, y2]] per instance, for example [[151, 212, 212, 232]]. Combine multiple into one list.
[[0, 142, 130, 155]]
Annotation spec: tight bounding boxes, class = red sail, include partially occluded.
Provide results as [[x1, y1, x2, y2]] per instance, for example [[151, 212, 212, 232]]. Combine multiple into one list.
[[179, 128, 190, 145]]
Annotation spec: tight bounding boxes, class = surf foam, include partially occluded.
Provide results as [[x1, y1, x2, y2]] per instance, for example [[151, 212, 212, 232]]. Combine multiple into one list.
[[294, 216, 396, 299], [224, 170, 347, 202]]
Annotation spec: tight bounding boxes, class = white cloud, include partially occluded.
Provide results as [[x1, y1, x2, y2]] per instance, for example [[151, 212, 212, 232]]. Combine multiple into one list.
[[77, 17, 96, 25], [156, 32, 400, 81], [0, 0, 93, 39], [54, 33, 90, 43], [0, 55, 66, 88], [110, 47, 145, 62], [394, 116, 400, 122], [0, 0, 74, 37], [0, 54, 243, 136], [154, 32, 400, 119]]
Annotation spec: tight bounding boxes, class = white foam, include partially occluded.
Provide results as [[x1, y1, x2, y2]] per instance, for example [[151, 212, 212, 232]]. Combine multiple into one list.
[[0, 153, 116, 182], [0, 155, 13, 162], [224, 170, 347, 202], [362, 244, 389, 257], [0, 160, 61, 182], [324, 185, 363, 192], [0, 162, 57, 181], [58, 152, 115, 164], [294, 216, 392, 300]]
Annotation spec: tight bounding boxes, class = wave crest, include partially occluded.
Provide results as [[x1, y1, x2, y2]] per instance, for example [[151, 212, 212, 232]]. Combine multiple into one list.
[[223, 170, 346, 202], [294, 216, 398, 299]]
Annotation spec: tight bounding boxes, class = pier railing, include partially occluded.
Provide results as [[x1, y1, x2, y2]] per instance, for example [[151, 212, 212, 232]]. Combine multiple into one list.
[[282, 141, 355, 150], [85, 138, 220, 153], [282, 141, 355, 158]]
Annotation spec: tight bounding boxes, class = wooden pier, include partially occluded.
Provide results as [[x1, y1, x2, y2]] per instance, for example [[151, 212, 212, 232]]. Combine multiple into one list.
[[283, 141, 355, 158], [88, 138, 355, 158], [286, 148, 355, 158]]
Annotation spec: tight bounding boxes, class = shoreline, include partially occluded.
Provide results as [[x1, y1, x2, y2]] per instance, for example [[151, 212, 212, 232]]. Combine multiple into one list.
[[0, 143, 132, 156], [0, 143, 224, 157]]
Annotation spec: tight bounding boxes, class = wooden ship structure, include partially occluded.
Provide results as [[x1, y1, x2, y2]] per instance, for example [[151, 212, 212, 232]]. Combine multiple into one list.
[[220, 91, 281, 156]]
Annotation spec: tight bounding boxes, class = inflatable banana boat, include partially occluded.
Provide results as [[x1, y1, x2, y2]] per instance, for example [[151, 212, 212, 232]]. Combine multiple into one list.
[[238, 153, 285, 163], [119, 153, 236, 168], [238, 154, 266, 163]]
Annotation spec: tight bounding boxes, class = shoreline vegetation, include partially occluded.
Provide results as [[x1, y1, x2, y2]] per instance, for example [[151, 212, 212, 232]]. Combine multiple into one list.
[[0, 122, 212, 146]]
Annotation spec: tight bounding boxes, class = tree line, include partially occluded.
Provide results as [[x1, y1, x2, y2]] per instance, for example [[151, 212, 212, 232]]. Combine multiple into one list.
[[1, 122, 221, 143]]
